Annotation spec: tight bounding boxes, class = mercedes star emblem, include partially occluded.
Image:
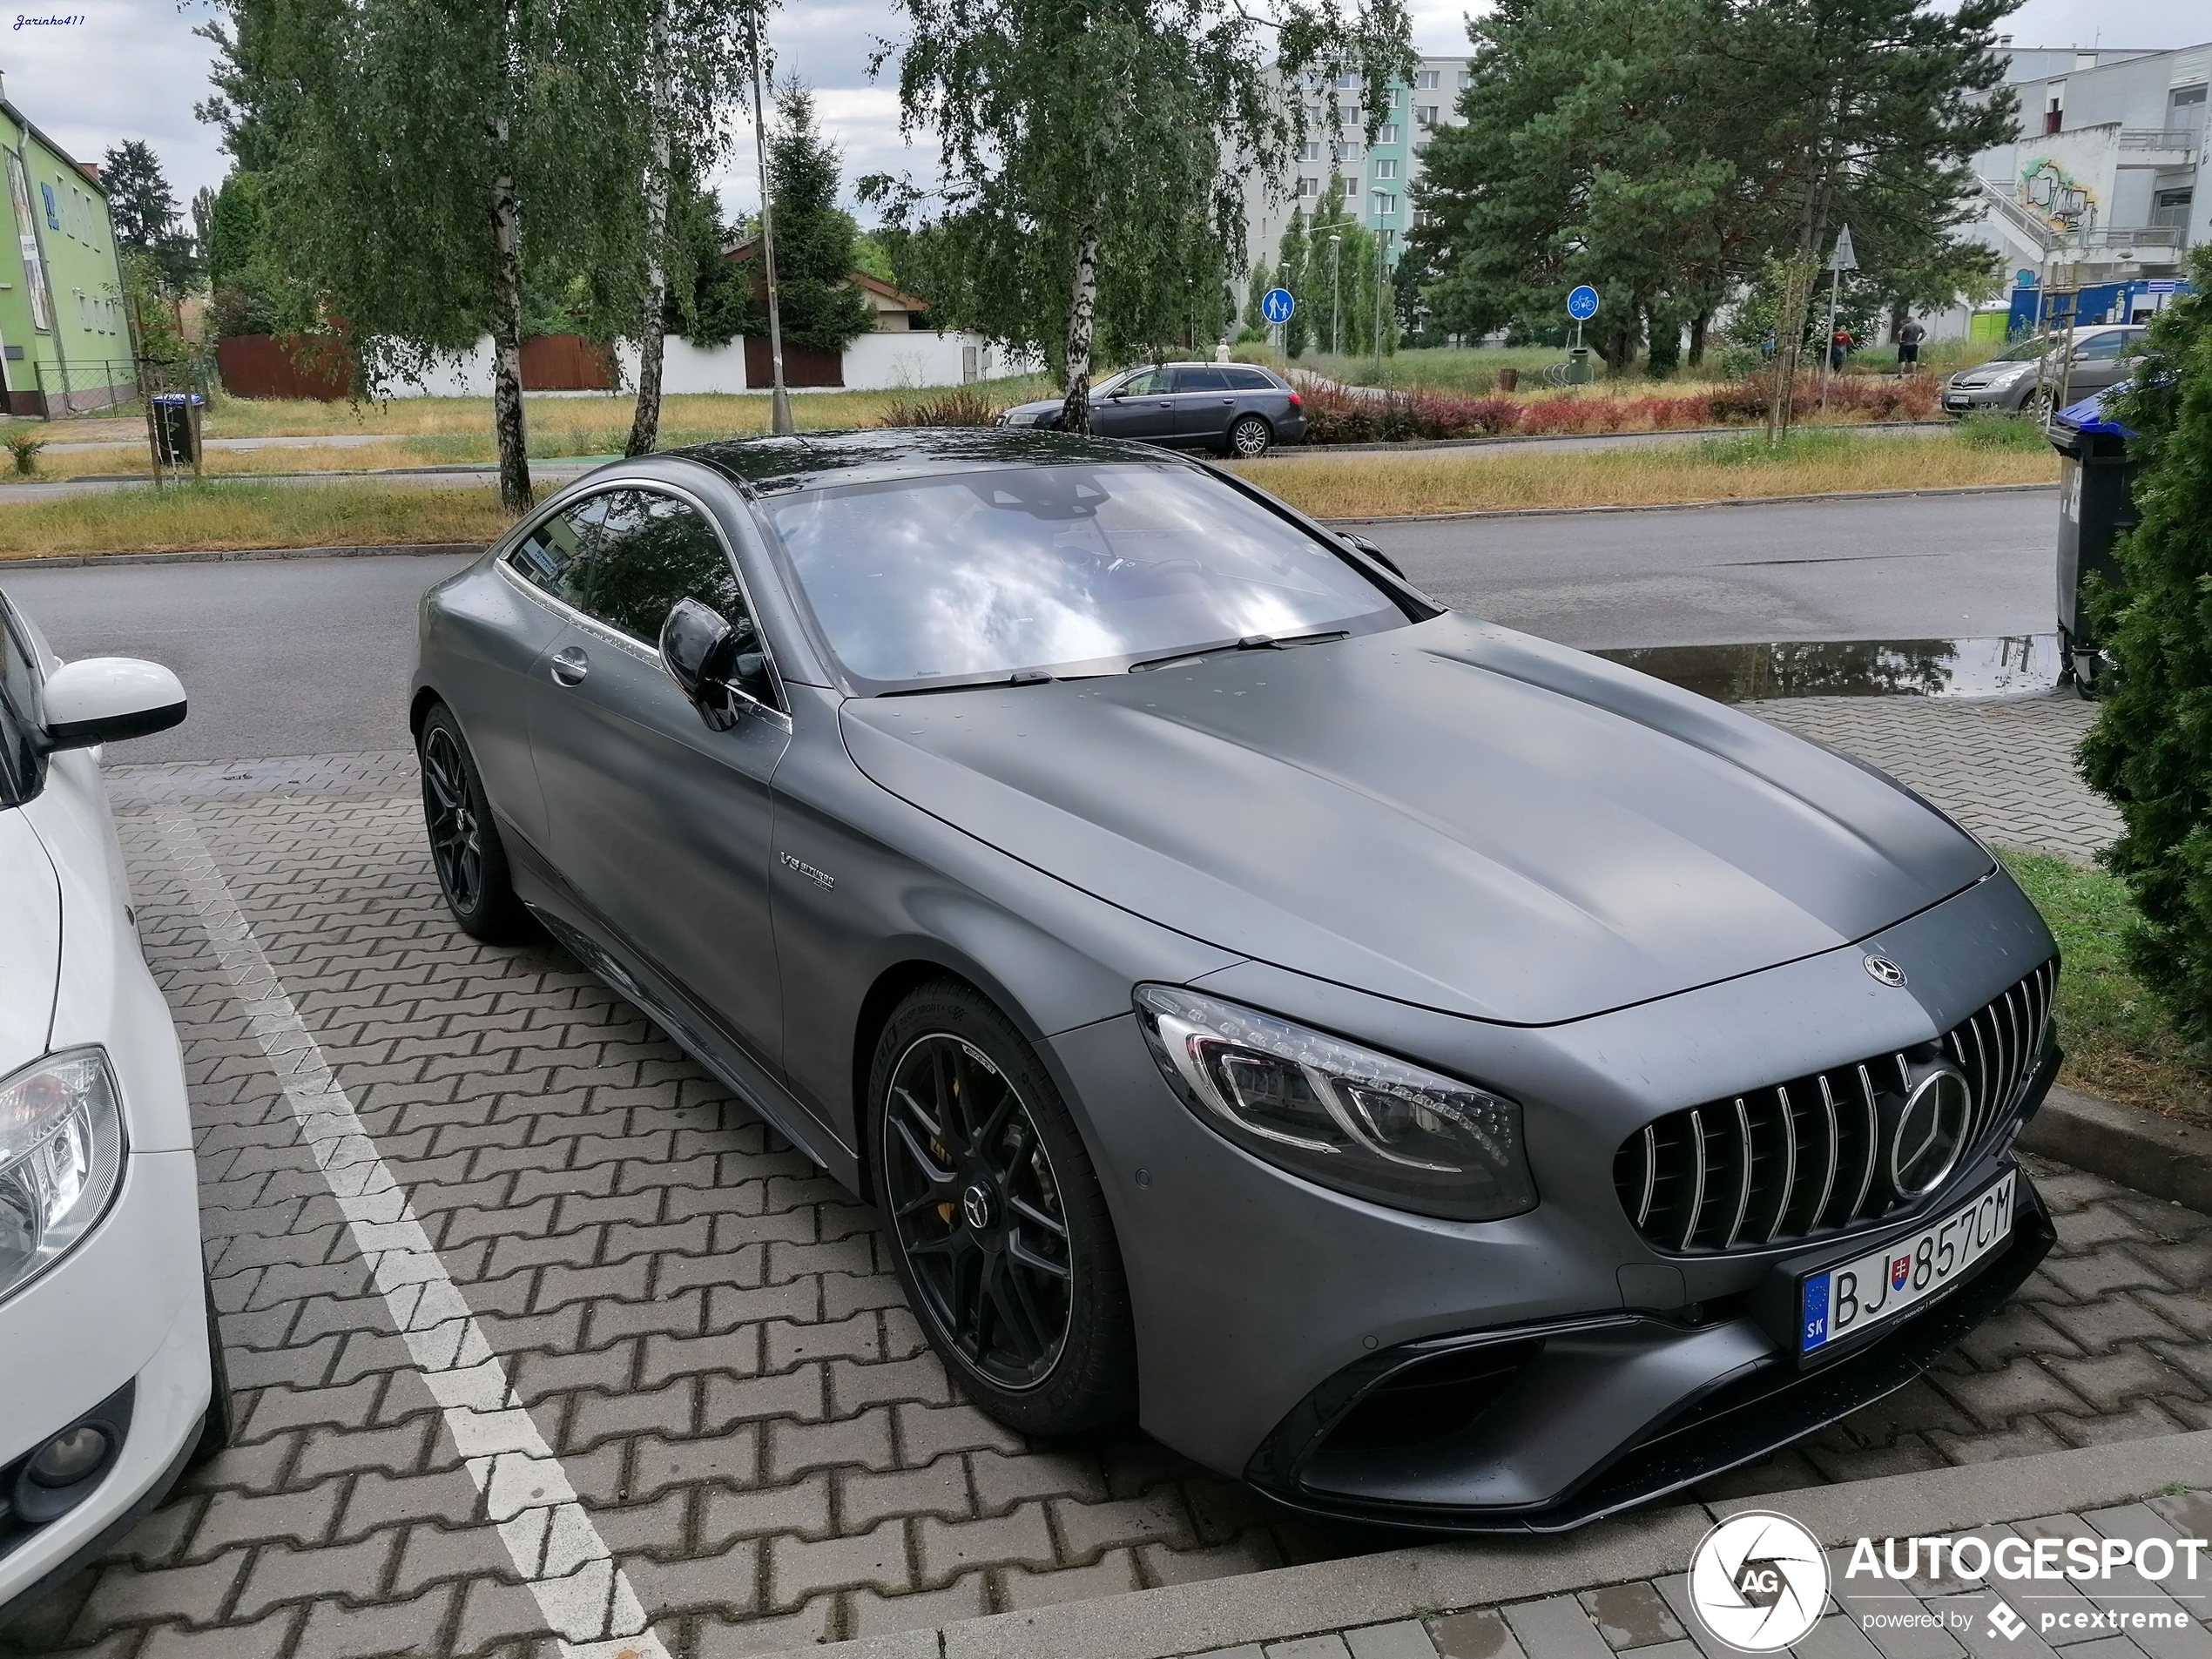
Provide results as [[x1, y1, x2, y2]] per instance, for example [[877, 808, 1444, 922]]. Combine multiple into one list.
[[1864, 954, 1908, 988]]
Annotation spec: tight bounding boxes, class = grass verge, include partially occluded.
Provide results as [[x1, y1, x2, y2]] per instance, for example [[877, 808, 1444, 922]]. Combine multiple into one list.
[[1999, 849, 2212, 1123], [1231, 428, 2057, 517], [0, 480, 515, 560], [0, 428, 2059, 557], [20, 377, 1057, 446]]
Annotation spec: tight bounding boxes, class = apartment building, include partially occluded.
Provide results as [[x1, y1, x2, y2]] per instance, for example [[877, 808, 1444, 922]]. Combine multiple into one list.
[[1961, 40, 2206, 336], [1, 75, 133, 415], [1239, 56, 1470, 286]]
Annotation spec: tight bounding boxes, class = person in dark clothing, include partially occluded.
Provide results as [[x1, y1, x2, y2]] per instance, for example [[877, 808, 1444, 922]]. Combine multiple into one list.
[[1897, 318, 1926, 369]]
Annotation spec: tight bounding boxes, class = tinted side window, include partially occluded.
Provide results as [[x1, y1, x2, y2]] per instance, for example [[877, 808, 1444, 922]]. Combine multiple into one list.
[[1223, 368, 1277, 390], [1172, 367, 1231, 393], [2072, 334, 2125, 361], [563, 489, 751, 647], [0, 603, 44, 806], [509, 494, 613, 599], [1115, 368, 1165, 396]]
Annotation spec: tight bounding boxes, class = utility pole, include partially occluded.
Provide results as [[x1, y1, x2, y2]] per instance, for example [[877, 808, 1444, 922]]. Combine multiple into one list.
[[748, 13, 793, 435]]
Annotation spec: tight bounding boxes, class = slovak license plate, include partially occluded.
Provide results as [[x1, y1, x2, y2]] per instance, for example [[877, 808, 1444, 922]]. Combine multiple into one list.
[[1798, 1170, 2014, 1355], [1944, 395, 1972, 408]]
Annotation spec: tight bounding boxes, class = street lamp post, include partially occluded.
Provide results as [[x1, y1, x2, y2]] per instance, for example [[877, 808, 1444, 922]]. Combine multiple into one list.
[[1330, 233, 1342, 357], [747, 12, 793, 435]]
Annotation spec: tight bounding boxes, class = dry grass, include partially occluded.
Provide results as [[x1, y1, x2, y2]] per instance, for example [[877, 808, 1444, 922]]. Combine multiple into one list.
[[1231, 429, 2058, 518], [0, 481, 516, 560], [3, 441, 456, 484], [149, 376, 1057, 442], [0, 428, 2061, 560]]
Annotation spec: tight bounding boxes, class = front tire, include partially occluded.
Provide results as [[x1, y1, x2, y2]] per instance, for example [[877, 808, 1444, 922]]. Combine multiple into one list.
[[1225, 414, 1273, 458], [868, 981, 1136, 1437], [186, 1274, 233, 1472], [418, 703, 534, 942]]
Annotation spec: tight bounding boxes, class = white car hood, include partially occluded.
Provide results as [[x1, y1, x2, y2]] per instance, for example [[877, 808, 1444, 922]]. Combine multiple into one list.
[[0, 808, 61, 1071]]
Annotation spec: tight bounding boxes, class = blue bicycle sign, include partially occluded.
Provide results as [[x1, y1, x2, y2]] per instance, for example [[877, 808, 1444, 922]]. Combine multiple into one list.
[[1261, 287, 1296, 326], [1566, 285, 1600, 321]]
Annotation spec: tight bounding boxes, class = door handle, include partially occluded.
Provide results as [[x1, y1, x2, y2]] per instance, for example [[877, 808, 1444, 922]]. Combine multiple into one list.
[[550, 646, 590, 686]]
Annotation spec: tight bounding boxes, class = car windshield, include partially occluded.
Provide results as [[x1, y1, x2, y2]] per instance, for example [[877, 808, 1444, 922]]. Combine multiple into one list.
[[758, 462, 1405, 691], [1992, 338, 2054, 362]]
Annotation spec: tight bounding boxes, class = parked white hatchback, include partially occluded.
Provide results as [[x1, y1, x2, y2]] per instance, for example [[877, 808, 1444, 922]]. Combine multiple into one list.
[[0, 589, 229, 1618]]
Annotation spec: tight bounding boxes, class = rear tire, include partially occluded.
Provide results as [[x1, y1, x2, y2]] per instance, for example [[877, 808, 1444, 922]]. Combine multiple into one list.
[[418, 703, 535, 942], [868, 981, 1136, 1438], [1225, 414, 1273, 458]]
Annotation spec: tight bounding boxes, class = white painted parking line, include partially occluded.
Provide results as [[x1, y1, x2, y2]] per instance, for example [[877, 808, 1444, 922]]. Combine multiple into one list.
[[159, 810, 672, 1659]]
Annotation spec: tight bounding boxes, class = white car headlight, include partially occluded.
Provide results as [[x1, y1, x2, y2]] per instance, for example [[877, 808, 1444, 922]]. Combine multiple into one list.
[[1135, 987, 1536, 1222], [0, 1049, 126, 1302]]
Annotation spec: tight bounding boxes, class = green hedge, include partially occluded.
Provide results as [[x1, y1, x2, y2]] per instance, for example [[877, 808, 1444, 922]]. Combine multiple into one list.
[[2078, 246, 2212, 1053]]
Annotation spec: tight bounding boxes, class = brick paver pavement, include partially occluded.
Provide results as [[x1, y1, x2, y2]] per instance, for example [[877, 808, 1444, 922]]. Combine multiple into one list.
[[1747, 693, 2120, 863], [0, 688, 2172, 1657], [1184, 1487, 2212, 1659]]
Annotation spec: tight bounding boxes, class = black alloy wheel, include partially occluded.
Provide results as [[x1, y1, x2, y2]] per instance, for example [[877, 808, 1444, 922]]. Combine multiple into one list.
[[1227, 414, 1273, 458], [870, 982, 1136, 1434], [417, 704, 533, 942], [884, 1033, 1073, 1387], [422, 725, 484, 912]]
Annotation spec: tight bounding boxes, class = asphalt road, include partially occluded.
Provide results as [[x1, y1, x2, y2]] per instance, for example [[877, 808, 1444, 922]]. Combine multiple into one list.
[[2, 487, 2060, 763], [1366, 488, 2058, 651]]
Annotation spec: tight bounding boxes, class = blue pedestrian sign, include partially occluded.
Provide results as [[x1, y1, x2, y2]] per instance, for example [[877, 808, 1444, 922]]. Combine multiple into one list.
[[1566, 285, 1600, 321], [1261, 287, 1296, 326]]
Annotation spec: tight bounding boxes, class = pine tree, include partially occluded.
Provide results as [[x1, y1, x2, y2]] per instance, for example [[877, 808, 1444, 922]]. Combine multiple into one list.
[[763, 81, 879, 355]]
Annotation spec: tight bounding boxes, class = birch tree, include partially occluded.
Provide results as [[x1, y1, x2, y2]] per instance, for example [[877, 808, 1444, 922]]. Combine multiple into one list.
[[211, 0, 656, 509], [624, 1, 766, 457], [866, 0, 1411, 431]]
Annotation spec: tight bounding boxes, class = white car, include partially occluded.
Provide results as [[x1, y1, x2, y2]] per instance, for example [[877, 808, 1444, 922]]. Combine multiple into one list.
[[0, 590, 227, 1619]]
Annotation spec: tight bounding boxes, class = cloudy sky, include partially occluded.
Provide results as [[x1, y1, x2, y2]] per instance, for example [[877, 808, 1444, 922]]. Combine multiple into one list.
[[3, 0, 2202, 225]]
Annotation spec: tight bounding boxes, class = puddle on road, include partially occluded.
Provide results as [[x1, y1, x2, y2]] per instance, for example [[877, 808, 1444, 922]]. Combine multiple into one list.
[[1595, 634, 2061, 704]]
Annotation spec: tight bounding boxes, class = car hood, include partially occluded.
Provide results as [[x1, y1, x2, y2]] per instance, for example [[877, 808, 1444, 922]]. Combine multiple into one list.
[[839, 614, 1992, 1025], [0, 809, 61, 1071]]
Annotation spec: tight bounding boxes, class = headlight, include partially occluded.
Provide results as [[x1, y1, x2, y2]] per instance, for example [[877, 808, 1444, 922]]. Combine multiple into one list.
[[1001, 409, 1036, 428], [0, 1049, 126, 1303], [1134, 987, 1535, 1222]]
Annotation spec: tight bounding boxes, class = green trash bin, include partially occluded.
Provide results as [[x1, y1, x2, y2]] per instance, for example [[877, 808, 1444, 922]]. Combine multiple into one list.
[[2047, 386, 2139, 696]]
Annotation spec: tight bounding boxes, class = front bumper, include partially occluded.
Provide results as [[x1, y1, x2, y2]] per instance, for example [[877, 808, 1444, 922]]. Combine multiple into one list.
[[1943, 380, 2030, 414], [0, 1150, 211, 1618], [1245, 1163, 2052, 1532], [1044, 865, 2057, 1527]]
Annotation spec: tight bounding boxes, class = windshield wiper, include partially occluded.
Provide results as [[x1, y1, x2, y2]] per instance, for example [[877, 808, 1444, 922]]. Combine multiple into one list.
[[1127, 630, 1349, 673], [878, 669, 1064, 697]]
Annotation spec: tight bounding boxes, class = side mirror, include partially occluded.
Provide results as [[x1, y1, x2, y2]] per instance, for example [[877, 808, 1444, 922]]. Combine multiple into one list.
[[1341, 531, 1406, 580], [660, 597, 770, 730], [41, 658, 186, 751]]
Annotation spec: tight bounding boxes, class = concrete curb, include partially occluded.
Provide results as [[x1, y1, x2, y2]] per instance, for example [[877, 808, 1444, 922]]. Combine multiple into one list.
[[1325, 481, 2058, 528], [773, 1433, 2212, 1659], [2020, 1082, 2212, 1215], [0, 542, 483, 572]]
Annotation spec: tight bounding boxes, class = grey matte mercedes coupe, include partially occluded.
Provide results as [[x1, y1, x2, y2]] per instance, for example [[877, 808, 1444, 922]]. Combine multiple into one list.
[[410, 428, 2060, 1530]]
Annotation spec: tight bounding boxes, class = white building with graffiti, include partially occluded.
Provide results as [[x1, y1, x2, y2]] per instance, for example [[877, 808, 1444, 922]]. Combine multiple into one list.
[[1957, 40, 2208, 338]]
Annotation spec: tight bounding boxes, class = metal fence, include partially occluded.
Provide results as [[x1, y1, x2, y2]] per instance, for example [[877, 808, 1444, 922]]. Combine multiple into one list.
[[10, 355, 144, 418]]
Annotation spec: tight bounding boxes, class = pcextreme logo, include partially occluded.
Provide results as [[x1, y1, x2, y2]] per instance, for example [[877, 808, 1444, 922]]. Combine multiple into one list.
[[1685, 1512, 2210, 1653]]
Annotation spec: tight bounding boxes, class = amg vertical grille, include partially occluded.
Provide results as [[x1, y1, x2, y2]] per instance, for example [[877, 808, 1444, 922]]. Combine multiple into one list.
[[1614, 960, 2057, 1255]]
